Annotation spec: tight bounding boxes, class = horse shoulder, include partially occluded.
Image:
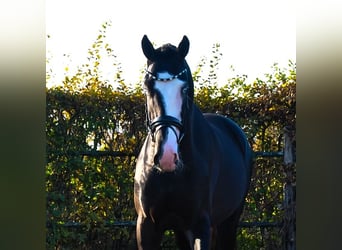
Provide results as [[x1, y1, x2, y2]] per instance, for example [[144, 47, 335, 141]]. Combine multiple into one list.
[[134, 137, 156, 217]]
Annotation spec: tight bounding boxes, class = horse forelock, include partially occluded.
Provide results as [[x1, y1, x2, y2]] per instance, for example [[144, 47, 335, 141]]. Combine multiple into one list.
[[158, 43, 177, 52]]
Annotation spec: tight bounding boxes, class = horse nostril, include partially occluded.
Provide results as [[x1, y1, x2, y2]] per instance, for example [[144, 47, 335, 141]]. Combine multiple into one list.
[[154, 154, 160, 166], [173, 153, 178, 163], [157, 152, 179, 172]]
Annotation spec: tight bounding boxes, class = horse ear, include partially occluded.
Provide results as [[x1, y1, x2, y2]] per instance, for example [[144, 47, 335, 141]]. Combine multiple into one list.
[[178, 35, 190, 58], [141, 35, 156, 61]]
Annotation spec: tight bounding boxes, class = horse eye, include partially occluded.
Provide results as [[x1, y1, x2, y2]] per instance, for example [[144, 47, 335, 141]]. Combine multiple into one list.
[[182, 87, 189, 94]]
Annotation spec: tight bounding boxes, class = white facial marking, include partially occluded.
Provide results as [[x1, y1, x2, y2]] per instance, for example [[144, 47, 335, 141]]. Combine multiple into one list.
[[154, 72, 184, 171], [154, 72, 184, 120]]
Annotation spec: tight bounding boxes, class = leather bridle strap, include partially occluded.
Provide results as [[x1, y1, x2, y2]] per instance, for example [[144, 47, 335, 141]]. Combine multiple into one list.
[[145, 68, 187, 82], [148, 115, 184, 144]]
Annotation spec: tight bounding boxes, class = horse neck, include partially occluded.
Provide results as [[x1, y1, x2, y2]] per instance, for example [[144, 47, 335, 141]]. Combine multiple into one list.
[[181, 103, 206, 145], [178, 103, 212, 174]]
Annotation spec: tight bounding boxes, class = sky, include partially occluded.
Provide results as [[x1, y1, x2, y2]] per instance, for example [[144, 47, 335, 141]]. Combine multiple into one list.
[[46, 0, 296, 88]]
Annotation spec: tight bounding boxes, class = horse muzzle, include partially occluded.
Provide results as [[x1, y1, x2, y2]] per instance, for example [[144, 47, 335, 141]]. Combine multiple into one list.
[[149, 116, 184, 172], [158, 149, 178, 172], [153, 146, 180, 172]]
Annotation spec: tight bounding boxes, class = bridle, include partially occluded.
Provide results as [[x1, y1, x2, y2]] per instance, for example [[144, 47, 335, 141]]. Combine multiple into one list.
[[145, 68, 187, 82], [148, 115, 184, 144], [144, 68, 188, 144]]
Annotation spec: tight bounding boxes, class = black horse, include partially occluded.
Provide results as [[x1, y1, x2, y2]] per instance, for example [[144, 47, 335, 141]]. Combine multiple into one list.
[[134, 35, 253, 250]]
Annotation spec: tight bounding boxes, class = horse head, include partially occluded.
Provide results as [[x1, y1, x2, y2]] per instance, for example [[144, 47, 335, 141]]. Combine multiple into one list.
[[141, 35, 193, 172]]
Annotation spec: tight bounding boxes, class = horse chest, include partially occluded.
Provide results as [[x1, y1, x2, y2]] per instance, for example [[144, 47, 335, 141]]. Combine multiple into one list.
[[142, 172, 203, 227], [144, 173, 194, 205]]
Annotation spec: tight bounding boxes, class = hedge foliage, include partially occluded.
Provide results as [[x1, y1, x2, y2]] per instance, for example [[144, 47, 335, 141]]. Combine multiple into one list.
[[46, 24, 295, 249]]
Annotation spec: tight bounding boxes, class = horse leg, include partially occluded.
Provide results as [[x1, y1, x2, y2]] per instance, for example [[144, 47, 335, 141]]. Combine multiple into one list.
[[174, 230, 194, 250], [193, 212, 211, 250], [209, 227, 217, 250], [136, 214, 163, 250], [215, 205, 244, 250]]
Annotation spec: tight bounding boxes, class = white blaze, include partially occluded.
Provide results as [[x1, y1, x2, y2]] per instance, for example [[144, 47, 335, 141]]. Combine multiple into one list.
[[154, 72, 184, 171]]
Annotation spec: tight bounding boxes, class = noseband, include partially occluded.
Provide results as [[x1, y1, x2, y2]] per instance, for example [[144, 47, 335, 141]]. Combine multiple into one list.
[[148, 115, 184, 144]]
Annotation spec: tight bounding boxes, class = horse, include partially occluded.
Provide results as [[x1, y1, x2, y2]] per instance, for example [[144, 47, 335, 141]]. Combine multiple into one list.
[[134, 35, 253, 250]]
